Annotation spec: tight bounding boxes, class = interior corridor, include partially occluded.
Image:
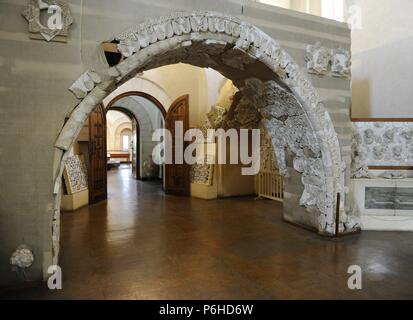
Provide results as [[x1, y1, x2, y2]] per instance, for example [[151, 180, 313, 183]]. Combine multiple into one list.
[[3, 167, 413, 300]]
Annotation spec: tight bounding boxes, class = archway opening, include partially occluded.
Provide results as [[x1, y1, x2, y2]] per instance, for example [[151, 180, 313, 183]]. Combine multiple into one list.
[[106, 93, 166, 182], [54, 11, 359, 271]]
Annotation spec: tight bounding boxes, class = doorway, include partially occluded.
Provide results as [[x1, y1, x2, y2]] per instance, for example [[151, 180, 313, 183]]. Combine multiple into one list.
[[87, 92, 190, 204]]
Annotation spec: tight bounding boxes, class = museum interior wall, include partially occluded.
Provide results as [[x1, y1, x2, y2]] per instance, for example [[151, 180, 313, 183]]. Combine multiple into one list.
[[0, 0, 355, 287], [347, 0, 413, 118]]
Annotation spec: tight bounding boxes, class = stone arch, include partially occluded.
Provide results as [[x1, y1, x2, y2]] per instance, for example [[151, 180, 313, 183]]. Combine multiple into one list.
[[105, 90, 167, 118], [53, 11, 359, 264], [109, 96, 162, 177], [104, 77, 173, 111]]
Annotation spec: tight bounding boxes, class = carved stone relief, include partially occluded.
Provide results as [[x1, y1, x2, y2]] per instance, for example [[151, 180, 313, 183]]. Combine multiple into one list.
[[69, 70, 102, 99], [305, 42, 331, 75], [352, 122, 413, 168], [191, 161, 214, 186], [331, 48, 351, 78], [191, 106, 226, 186], [10, 245, 34, 269], [306, 42, 351, 78], [260, 127, 278, 171], [351, 123, 370, 178], [22, 0, 73, 42]]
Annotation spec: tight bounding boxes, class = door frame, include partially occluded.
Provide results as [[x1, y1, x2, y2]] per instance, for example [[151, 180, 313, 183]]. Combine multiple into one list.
[[105, 91, 167, 118], [165, 94, 190, 196], [107, 106, 140, 179], [88, 103, 108, 204], [105, 91, 167, 181]]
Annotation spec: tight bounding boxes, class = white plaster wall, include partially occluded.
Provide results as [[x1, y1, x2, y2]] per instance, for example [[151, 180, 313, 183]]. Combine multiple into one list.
[[143, 64, 209, 127], [348, 0, 413, 118], [103, 65, 228, 128]]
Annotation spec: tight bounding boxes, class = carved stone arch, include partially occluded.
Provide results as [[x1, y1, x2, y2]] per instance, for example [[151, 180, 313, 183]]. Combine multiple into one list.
[[54, 11, 359, 265]]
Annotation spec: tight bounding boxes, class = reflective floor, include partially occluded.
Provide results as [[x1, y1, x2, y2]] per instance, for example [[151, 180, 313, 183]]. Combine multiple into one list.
[[4, 165, 413, 299]]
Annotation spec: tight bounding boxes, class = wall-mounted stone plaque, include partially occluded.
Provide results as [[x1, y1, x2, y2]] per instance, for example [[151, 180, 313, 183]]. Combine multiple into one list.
[[22, 0, 73, 42], [365, 187, 413, 210]]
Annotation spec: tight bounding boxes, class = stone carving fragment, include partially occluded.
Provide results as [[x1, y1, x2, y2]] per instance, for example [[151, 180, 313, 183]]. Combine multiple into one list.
[[305, 42, 331, 75], [382, 170, 406, 179], [192, 106, 227, 185], [22, 0, 73, 42], [351, 125, 370, 178], [10, 245, 34, 269], [244, 78, 326, 212], [306, 43, 351, 78], [331, 48, 351, 78], [373, 145, 384, 160], [63, 155, 88, 194], [232, 97, 261, 129], [383, 129, 395, 144], [353, 122, 413, 167], [191, 160, 214, 185], [69, 70, 102, 99], [401, 129, 413, 141], [392, 145, 403, 161], [364, 129, 375, 145]]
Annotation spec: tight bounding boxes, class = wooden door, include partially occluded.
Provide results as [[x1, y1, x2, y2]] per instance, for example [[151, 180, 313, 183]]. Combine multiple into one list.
[[88, 104, 107, 204], [165, 95, 190, 196], [131, 117, 140, 179]]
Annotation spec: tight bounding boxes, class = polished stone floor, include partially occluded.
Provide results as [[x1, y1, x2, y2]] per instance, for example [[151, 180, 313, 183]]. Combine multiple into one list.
[[3, 165, 413, 299]]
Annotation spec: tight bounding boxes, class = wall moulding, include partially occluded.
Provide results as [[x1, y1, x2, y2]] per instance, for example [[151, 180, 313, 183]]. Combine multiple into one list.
[[52, 11, 356, 269]]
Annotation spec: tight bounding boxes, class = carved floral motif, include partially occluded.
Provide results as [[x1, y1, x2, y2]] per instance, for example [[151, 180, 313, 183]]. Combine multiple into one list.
[[352, 122, 413, 168], [22, 0, 73, 42], [10, 245, 34, 269]]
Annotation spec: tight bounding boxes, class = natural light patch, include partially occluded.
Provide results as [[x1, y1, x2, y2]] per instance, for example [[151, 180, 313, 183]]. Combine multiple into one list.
[[122, 135, 129, 151], [259, 0, 291, 9], [258, 0, 345, 22], [322, 0, 344, 22]]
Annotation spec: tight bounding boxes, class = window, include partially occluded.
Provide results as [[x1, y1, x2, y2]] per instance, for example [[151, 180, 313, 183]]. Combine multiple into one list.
[[122, 135, 129, 151], [259, 0, 291, 9], [257, 0, 345, 23], [322, 0, 344, 22]]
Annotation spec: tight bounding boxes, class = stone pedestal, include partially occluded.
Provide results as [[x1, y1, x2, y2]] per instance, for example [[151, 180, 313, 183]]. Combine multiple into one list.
[[61, 189, 89, 211]]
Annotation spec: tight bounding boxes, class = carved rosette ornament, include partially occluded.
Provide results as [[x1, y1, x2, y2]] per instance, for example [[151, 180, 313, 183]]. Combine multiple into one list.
[[10, 245, 34, 269], [22, 0, 73, 42]]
